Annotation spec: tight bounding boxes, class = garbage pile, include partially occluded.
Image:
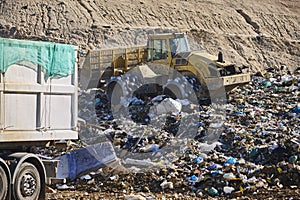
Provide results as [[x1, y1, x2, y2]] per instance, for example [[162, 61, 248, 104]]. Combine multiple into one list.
[[48, 68, 299, 198]]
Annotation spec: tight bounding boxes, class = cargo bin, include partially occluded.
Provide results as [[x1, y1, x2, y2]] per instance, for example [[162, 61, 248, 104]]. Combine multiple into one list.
[[0, 38, 78, 147]]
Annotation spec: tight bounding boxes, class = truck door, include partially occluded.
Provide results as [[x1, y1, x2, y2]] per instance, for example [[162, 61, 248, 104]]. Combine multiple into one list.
[[147, 39, 171, 66]]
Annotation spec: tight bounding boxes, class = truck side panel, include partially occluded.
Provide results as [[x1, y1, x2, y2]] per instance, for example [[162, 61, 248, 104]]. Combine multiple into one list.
[[0, 51, 78, 145], [80, 46, 147, 88]]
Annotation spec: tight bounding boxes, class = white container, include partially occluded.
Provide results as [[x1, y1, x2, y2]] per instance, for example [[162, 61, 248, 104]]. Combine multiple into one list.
[[0, 44, 78, 145]]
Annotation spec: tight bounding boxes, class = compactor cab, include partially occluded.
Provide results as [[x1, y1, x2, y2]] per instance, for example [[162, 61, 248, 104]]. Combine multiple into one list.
[[146, 33, 250, 92], [147, 33, 190, 66]]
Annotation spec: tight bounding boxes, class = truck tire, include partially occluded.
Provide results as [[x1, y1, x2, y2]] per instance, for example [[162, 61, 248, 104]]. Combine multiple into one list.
[[13, 162, 41, 200], [0, 166, 8, 200]]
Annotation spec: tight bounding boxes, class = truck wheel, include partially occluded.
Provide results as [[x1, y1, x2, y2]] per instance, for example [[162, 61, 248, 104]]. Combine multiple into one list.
[[13, 162, 41, 200], [0, 166, 8, 200]]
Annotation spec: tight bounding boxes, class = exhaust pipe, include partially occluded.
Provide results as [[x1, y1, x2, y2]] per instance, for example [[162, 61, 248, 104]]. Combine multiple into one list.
[[217, 52, 224, 63]]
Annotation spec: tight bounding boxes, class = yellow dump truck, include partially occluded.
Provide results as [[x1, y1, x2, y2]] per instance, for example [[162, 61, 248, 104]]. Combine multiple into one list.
[[80, 33, 250, 102]]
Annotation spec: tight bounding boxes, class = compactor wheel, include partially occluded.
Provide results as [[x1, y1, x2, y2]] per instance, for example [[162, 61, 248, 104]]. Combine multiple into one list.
[[163, 71, 208, 104]]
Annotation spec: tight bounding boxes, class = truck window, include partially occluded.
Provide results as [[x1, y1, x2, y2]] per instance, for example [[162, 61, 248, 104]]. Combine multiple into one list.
[[152, 39, 167, 60], [169, 37, 190, 57]]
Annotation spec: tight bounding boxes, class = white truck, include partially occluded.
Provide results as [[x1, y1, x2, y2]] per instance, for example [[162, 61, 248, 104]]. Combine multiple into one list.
[[0, 38, 78, 199]]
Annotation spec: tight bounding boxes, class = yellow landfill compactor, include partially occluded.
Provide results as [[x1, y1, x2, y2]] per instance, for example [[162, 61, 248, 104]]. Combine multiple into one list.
[[80, 33, 250, 103]]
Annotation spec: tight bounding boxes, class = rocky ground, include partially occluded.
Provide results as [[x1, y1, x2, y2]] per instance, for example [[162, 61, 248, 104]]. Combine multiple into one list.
[[0, 0, 299, 199]]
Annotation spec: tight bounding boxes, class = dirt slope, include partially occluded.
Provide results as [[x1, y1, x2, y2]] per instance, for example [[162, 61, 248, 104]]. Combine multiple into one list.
[[0, 0, 299, 71]]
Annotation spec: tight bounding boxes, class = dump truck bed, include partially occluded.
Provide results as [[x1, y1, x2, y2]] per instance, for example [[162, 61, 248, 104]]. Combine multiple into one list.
[[0, 38, 78, 148]]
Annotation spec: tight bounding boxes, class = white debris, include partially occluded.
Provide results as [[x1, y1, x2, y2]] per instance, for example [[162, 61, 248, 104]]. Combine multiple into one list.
[[160, 181, 174, 189], [223, 172, 236, 180], [150, 98, 182, 115], [124, 194, 146, 200], [223, 186, 235, 194], [176, 99, 191, 106], [80, 174, 92, 180]]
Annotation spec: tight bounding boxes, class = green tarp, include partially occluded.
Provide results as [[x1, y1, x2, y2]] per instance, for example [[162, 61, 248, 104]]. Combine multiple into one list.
[[0, 38, 75, 77]]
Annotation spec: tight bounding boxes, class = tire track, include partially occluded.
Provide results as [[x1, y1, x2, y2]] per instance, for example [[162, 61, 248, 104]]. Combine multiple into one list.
[[0, 0, 298, 71], [110, 7, 126, 25], [236, 9, 260, 34], [33, 3, 44, 36], [77, 0, 94, 25]]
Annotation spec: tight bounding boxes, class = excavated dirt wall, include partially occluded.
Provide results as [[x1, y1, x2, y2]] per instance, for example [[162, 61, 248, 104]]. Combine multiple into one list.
[[0, 0, 299, 71]]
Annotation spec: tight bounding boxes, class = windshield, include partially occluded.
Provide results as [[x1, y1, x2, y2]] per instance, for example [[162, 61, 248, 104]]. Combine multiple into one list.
[[169, 37, 190, 56]]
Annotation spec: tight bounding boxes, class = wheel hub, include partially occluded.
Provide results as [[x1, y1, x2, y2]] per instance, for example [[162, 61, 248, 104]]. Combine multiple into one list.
[[20, 174, 37, 197]]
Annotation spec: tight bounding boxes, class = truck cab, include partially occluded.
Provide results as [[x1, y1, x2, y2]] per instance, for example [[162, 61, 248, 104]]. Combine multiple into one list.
[[147, 33, 189, 66]]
